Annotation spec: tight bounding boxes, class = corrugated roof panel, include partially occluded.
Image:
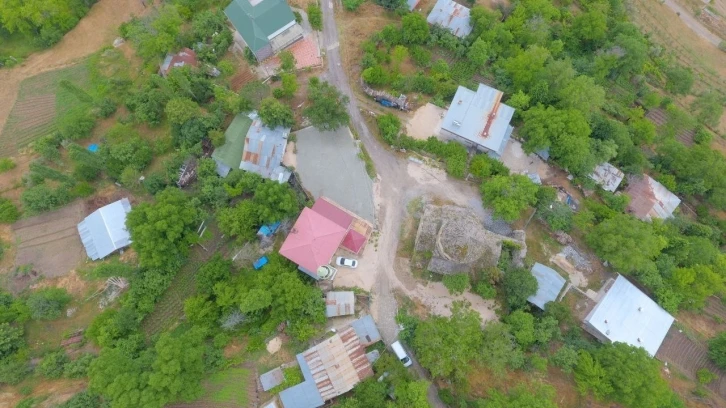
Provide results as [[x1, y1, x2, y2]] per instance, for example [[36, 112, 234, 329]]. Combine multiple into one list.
[[590, 163, 624, 193], [349, 315, 381, 346], [260, 367, 285, 391], [325, 291, 355, 317], [527, 263, 566, 310], [426, 0, 472, 38], [77, 198, 132, 260], [584, 275, 674, 356]]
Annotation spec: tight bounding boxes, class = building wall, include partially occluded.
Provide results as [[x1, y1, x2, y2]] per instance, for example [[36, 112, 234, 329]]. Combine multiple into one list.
[[440, 128, 490, 153]]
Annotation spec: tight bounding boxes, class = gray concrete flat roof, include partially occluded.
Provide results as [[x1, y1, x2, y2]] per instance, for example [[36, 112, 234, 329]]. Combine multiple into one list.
[[294, 127, 375, 224]]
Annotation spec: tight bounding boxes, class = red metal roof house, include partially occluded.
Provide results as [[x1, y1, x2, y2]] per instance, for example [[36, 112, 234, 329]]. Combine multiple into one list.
[[280, 197, 373, 279], [159, 48, 199, 77]]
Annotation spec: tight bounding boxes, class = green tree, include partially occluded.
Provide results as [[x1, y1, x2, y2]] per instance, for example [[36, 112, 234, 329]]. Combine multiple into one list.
[[502, 267, 538, 310], [126, 188, 201, 269], [184, 295, 220, 329], [377, 113, 401, 144], [394, 379, 430, 407], [506, 310, 536, 348], [574, 350, 613, 399], [468, 38, 490, 66], [253, 181, 299, 223], [476, 383, 558, 408], [571, 10, 608, 48], [63, 353, 95, 378], [196, 254, 232, 295], [275, 73, 298, 99], [26, 288, 72, 320], [586, 214, 666, 275], [551, 345, 579, 373], [303, 78, 350, 131], [558, 75, 605, 115], [401, 13, 429, 44], [0, 323, 24, 360], [308, 3, 322, 30], [164, 97, 200, 125], [88, 347, 160, 408], [708, 331, 726, 370], [481, 175, 539, 222], [442, 274, 470, 295], [362, 65, 389, 86], [691, 91, 725, 127], [520, 105, 593, 175], [258, 97, 294, 128], [0, 198, 20, 224], [665, 65, 694, 95], [503, 45, 551, 91], [412, 305, 483, 381], [148, 327, 207, 403], [216, 200, 260, 243], [38, 350, 70, 379], [480, 322, 523, 375], [279, 50, 296, 72]]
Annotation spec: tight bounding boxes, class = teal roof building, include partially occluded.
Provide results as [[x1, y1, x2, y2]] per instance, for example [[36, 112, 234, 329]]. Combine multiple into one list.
[[225, 0, 304, 61]]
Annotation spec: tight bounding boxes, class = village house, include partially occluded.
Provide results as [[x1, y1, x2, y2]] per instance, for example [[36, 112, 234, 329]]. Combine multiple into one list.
[[625, 175, 681, 220], [225, 0, 304, 61], [590, 162, 624, 193], [77, 198, 132, 261], [159, 48, 199, 77], [427, 0, 472, 38], [527, 263, 567, 310], [440, 83, 515, 158]]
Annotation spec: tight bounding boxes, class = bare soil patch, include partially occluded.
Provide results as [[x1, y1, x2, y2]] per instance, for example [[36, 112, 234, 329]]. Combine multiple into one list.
[[406, 103, 446, 140], [12, 200, 86, 283]]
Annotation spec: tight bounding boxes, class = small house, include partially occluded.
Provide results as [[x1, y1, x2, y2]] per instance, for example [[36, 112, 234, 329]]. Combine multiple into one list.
[[583, 275, 674, 357], [225, 0, 304, 61], [440, 84, 515, 158], [325, 291, 355, 318], [590, 163, 624, 192], [527, 263, 566, 310], [427, 0, 472, 38], [159, 48, 198, 77], [77, 198, 132, 261], [212, 112, 291, 182], [625, 175, 681, 221]]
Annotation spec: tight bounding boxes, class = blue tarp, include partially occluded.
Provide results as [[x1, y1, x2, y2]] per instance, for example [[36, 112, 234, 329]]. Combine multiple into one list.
[[253, 256, 268, 270], [88, 144, 99, 152], [257, 221, 281, 237]]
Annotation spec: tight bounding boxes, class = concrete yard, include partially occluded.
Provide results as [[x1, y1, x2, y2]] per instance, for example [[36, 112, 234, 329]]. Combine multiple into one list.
[[294, 126, 375, 223], [406, 103, 445, 140]]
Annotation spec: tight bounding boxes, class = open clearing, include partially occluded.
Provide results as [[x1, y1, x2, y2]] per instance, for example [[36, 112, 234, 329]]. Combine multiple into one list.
[[168, 367, 256, 408], [0, 63, 90, 156], [11, 201, 86, 284], [0, 0, 147, 136]]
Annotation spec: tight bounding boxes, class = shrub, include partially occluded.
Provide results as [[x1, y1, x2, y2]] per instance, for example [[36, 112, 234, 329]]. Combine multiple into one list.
[[55, 391, 102, 408], [0, 198, 20, 224], [0, 354, 31, 385], [0, 323, 25, 359], [474, 281, 496, 299], [308, 4, 323, 30], [0, 158, 15, 173], [71, 182, 95, 198], [64, 353, 95, 378], [38, 351, 69, 379], [503, 267, 538, 310], [551, 345, 579, 373], [21, 184, 71, 213], [343, 0, 366, 11], [697, 368, 717, 385], [709, 331, 726, 370], [293, 11, 302, 24], [26, 288, 73, 320], [442, 274, 470, 295]]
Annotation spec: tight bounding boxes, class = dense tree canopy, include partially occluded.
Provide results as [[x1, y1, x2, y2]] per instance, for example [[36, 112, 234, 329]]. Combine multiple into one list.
[[126, 188, 201, 269], [303, 78, 350, 131], [258, 97, 294, 128], [481, 175, 539, 222]]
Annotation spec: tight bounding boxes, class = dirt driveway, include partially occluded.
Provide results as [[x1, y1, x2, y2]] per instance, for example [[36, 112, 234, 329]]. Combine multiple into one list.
[[0, 0, 148, 133]]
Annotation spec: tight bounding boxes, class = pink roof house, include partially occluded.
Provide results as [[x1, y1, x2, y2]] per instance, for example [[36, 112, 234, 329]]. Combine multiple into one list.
[[280, 197, 373, 279]]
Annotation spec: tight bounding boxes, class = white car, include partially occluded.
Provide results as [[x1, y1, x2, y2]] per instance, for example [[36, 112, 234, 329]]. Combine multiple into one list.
[[335, 257, 358, 268], [391, 341, 412, 367]]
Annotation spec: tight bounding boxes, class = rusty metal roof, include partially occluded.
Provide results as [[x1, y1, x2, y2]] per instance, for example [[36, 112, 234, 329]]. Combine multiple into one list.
[[426, 0, 472, 38], [325, 291, 355, 317], [625, 175, 680, 220]]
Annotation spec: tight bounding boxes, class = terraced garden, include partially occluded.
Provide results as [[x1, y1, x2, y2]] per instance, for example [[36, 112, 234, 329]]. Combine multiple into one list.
[[0, 62, 90, 157]]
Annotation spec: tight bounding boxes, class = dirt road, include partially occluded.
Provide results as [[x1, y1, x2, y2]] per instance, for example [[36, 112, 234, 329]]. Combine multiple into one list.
[[664, 0, 722, 46], [322, 3, 492, 406], [0, 0, 147, 132]]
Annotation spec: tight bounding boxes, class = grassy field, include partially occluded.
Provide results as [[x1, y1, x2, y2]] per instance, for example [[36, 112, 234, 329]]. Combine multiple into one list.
[[0, 32, 43, 63], [169, 367, 254, 408], [0, 62, 90, 156]]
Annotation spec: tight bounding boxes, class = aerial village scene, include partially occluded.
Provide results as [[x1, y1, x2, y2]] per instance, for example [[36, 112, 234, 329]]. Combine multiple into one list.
[[2, 0, 726, 407]]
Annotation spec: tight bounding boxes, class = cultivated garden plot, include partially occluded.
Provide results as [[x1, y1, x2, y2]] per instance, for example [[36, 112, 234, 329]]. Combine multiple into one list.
[[0, 62, 90, 157]]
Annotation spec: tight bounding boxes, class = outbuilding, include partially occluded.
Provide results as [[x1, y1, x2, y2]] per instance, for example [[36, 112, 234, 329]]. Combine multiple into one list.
[[77, 198, 132, 260]]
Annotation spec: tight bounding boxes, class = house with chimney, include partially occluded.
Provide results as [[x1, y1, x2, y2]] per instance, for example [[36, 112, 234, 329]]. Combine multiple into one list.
[[439, 83, 515, 158]]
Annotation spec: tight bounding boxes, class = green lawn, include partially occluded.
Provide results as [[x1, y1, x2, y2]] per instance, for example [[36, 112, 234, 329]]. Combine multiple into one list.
[[0, 32, 43, 62], [207, 368, 250, 406]]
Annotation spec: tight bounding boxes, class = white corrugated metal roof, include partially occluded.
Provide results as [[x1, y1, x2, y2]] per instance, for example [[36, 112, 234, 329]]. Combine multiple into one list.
[[427, 0, 472, 38], [590, 163, 624, 192], [527, 263, 566, 309], [441, 84, 515, 157], [584, 275, 674, 356], [77, 198, 132, 260]]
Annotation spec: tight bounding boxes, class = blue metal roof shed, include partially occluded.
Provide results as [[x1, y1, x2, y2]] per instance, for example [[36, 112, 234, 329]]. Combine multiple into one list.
[[77, 198, 132, 260], [527, 263, 566, 310], [350, 315, 381, 346]]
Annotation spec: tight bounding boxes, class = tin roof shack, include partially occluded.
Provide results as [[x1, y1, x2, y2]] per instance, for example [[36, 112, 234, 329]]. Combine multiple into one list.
[[212, 112, 291, 182], [225, 0, 303, 61], [159, 48, 199, 77], [625, 175, 681, 220], [77, 198, 132, 260], [590, 163, 624, 192], [440, 84, 515, 158], [325, 291, 355, 318], [427, 0, 472, 38], [280, 197, 373, 280], [527, 263, 567, 310], [583, 275, 674, 357], [277, 316, 381, 408]]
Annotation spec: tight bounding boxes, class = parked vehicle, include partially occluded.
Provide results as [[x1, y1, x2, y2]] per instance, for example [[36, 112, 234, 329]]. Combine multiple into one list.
[[391, 341, 412, 367], [336, 257, 358, 268]]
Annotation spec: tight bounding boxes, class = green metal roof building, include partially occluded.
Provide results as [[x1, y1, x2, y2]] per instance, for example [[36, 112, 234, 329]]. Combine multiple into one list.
[[225, 0, 304, 61]]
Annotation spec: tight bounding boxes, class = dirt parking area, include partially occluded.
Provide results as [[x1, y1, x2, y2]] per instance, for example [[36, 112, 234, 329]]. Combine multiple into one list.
[[406, 103, 446, 140], [12, 201, 86, 281]]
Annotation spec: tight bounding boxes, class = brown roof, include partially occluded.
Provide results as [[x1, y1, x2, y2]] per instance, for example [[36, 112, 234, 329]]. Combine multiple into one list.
[[160, 48, 199, 76]]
